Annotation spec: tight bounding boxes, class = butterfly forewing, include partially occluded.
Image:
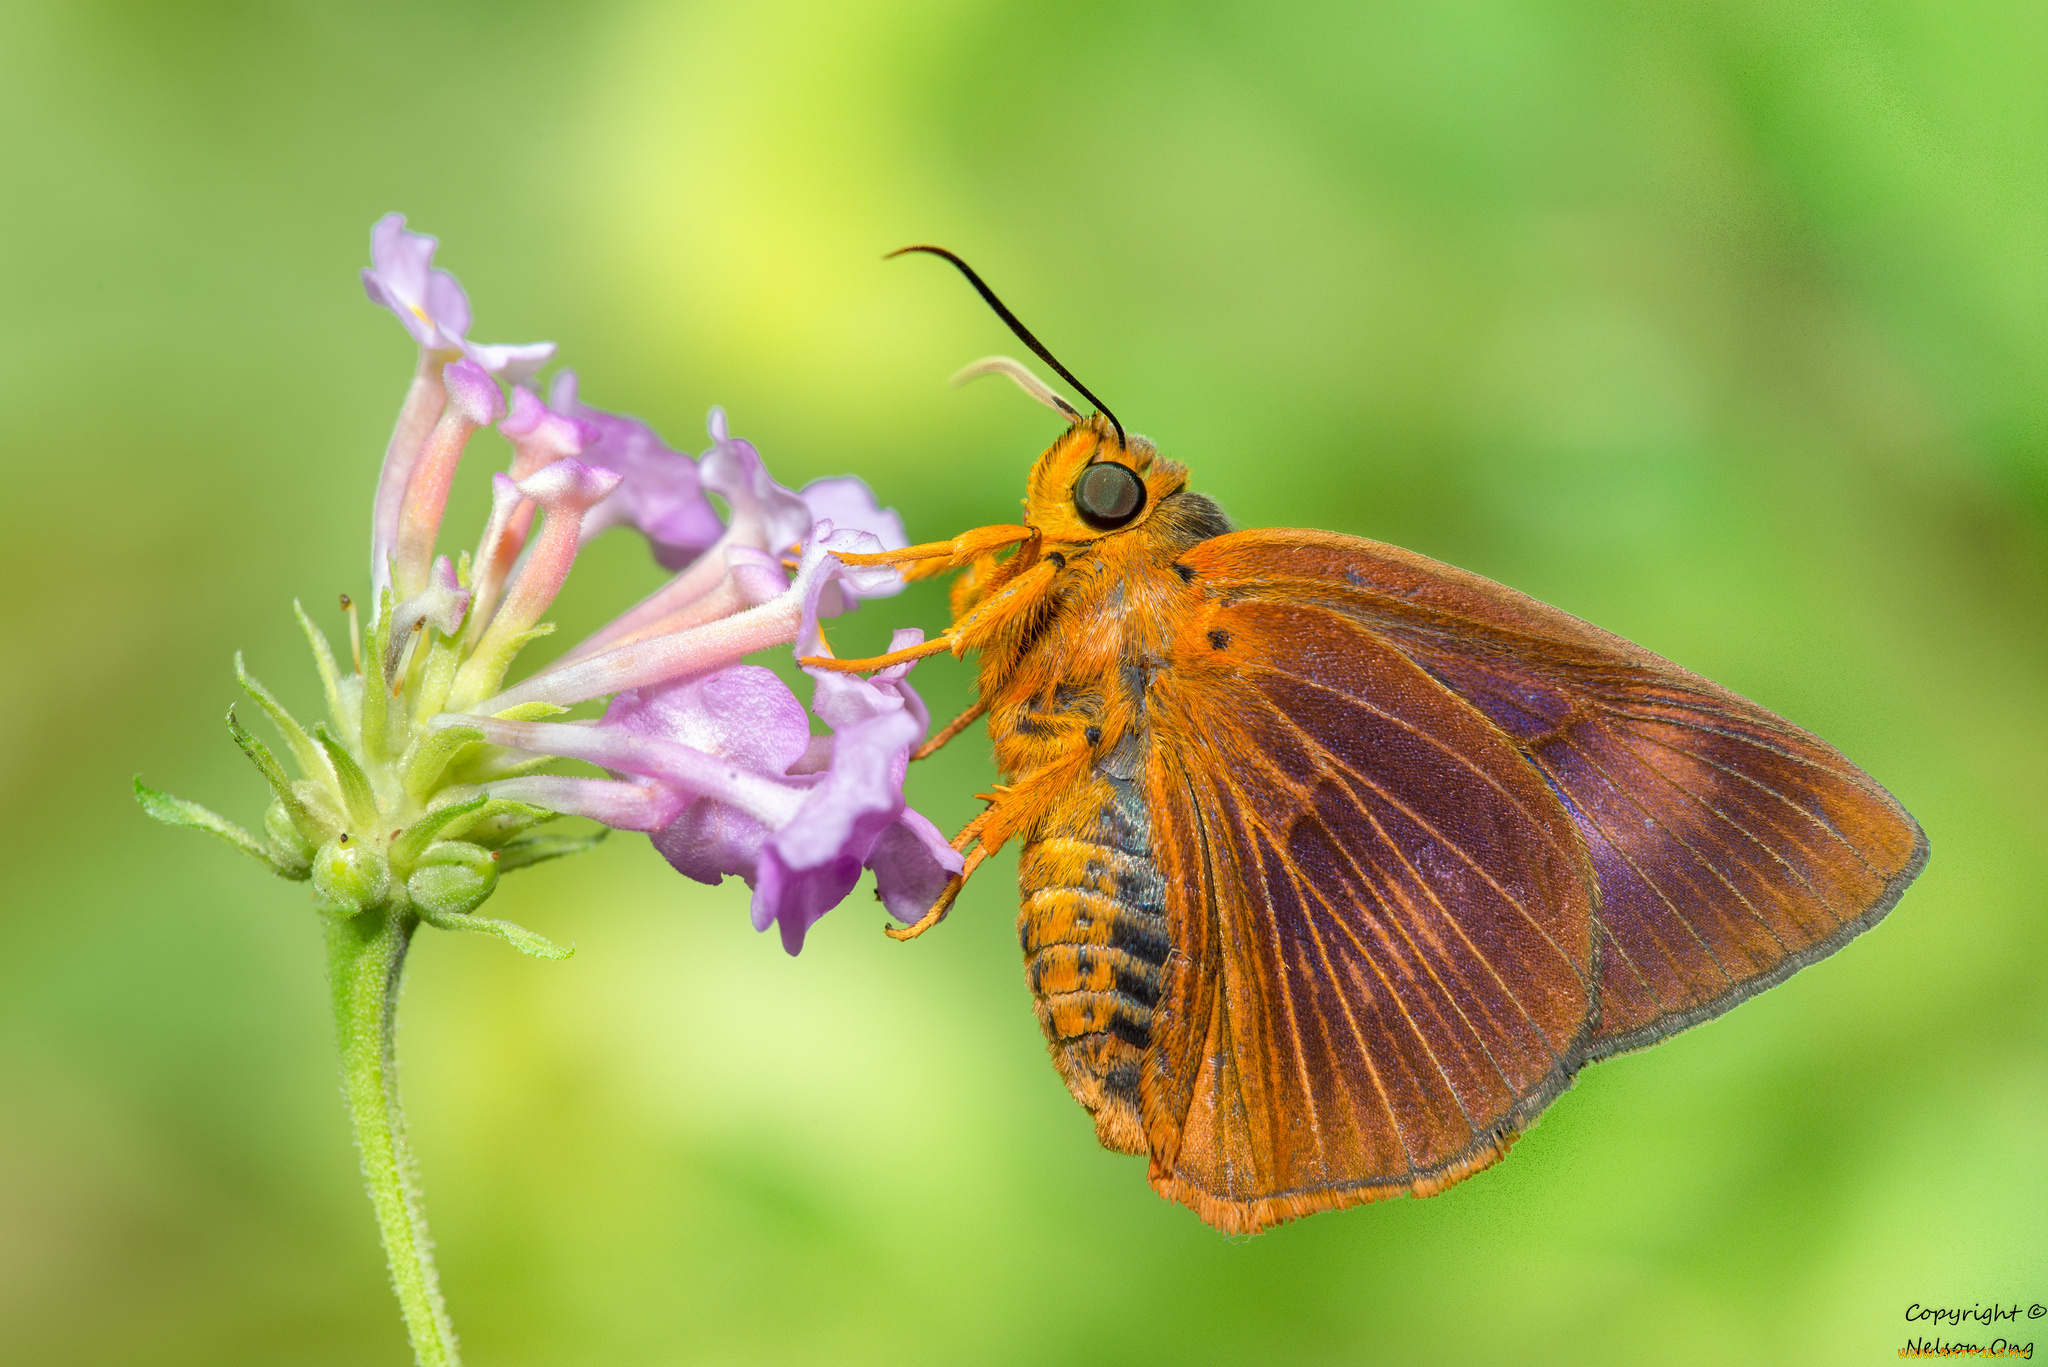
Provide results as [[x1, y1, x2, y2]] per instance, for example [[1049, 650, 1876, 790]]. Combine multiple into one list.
[[1177, 531, 1927, 1064], [1139, 595, 1600, 1232]]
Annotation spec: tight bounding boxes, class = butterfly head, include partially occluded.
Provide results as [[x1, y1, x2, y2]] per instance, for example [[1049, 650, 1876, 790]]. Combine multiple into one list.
[[1022, 412, 1190, 548]]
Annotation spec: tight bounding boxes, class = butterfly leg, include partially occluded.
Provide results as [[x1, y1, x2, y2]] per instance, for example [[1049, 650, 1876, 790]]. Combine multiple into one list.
[[887, 806, 996, 942], [887, 846, 990, 942], [803, 556, 1061, 674], [913, 698, 988, 760], [886, 753, 1082, 941], [835, 523, 1036, 581], [804, 634, 957, 672]]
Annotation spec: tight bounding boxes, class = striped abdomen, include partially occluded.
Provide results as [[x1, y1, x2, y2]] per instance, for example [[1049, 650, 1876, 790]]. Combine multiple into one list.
[[1017, 764, 1170, 1155]]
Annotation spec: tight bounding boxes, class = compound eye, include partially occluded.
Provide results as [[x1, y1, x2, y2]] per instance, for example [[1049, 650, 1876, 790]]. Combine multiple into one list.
[[1074, 462, 1147, 530]]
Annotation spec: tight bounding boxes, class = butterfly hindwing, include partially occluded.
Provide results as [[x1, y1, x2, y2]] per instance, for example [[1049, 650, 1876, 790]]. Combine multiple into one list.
[[1175, 531, 1927, 1067], [1138, 589, 1600, 1233]]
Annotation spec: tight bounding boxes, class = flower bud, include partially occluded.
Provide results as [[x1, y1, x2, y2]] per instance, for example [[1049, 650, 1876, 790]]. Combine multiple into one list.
[[264, 798, 317, 877], [313, 833, 392, 916], [406, 840, 498, 918]]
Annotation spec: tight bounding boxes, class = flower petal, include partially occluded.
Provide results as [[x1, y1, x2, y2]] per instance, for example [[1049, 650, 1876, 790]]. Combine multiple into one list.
[[442, 358, 505, 426], [799, 478, 908, 607], [752, 850, 863, 954], [601, 665, 813, 777], [701, 408, 813, 555], [362, 213, 469, 350], [867, 808, 965, 923], [807, 626, 930, 736], [768, 708, 920, 872], [553, 375, 725, 567], [446, 713, 806, 827], [800, 476, 909, 556], [458, 338, 556, 386], [478, 590, 803, 714], [652, 796, 775, 887], [386, 555, 472, 671], [724, 545, 791, 605]]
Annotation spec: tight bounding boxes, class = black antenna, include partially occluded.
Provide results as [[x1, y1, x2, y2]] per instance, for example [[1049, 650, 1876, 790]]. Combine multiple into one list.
[[888, 245, 1125, 447]]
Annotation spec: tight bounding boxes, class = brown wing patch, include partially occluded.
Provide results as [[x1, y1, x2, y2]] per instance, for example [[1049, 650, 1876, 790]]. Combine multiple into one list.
[[1140, 598, 1598, 1233], [1183, 530, 1927, 1059]]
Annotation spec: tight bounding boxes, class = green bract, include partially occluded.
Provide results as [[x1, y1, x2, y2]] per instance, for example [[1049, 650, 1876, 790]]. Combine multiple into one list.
[[134, 594, 597, 959]]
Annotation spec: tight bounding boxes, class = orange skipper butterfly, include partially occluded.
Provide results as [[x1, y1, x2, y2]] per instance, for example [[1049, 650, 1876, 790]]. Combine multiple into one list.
[[806, 247, 1927, 1234]]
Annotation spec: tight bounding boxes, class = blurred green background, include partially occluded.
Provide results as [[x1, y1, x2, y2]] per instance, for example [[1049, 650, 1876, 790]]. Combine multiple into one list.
[[4, 0, 2044, 1363]]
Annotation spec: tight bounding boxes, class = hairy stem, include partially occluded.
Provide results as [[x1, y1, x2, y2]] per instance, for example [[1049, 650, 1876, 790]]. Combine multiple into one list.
[[327, 909, 460, 1367]]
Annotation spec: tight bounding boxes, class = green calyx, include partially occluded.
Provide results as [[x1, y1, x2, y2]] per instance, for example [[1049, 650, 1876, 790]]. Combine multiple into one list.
[[136, 592, 588, 960]]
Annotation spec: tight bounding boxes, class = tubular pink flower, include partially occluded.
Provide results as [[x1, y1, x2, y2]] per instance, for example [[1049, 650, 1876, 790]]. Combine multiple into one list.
[[558, 539, 733, 666], [458, 711, 806, 820], [392, 360, 504, 598], [362, 217, 559, 597], [446, 638, 960, 955], [482, 776, 687, 832], [563, 410, 906, 663], [452, 458, 622, 707], [469, 389, 590, 643], [369, 353, 452, 597], [561, 408, 811, 661], [568, 546, 791, 662], [385, 556, 471, 675], [502, 385, 589, 478], [466, 472, 527, 650], [483, 525, 894, 715], [477, 593, 804, 716]]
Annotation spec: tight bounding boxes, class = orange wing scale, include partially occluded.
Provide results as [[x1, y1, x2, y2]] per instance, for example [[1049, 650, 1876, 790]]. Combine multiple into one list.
[[1132, 531, 1925, 1231]]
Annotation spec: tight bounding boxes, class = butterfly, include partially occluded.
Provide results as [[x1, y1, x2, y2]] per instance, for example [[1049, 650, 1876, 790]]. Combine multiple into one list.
[[805, 247, 1928, 1234]]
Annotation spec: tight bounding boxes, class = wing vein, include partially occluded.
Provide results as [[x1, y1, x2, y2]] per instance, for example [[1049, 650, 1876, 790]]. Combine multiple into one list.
[[1281, 821, 1463, 1169]]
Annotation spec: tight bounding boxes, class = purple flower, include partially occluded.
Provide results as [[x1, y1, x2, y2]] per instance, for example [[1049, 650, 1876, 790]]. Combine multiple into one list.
[[697, 407, 911, 575], [362, 213, 471, 351], [361, 212, 555, 383], [753, 621, 959, 951], [701, 407, 815, 556], [550, 372, 725, 567], [502, 384, 589, 477], [472, 659, 960, 953], [563, 409, 909, 663], [447, 529, 959, 953], [350, 211, 951, 955], [457, 339, 555, 389], [450, 457, 625, 709], [363, 216, 558, 595], [147, 210, 970, 1367], [800, 476, 909, 561]]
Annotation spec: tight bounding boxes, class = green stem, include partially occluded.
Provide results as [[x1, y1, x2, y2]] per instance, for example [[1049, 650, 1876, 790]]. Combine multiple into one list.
[[327, 910, 461, 1367]]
